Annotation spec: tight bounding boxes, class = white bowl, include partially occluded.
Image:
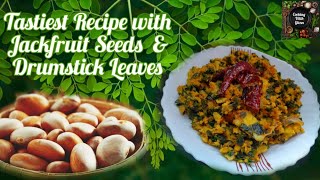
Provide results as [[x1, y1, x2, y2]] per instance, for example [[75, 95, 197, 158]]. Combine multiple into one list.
[[161, 46, 320, 175]]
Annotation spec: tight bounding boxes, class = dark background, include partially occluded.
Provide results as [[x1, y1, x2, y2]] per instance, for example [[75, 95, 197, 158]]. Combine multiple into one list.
[[0, 0, 320, 179]]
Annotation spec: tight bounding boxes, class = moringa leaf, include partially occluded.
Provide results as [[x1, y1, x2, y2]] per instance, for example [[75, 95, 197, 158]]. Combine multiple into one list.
[[69, 0, 80, 9], [151, 76, 157, 88], [112, 89, 121, 99], [133, 82, 145, 88], [91, 0, 100, 14], [133, 87, 144, 102], [64, 31, 72, 39], [153, 107, 161, 122], [225, 12, 239, 29], [0, 69, 12, 76], [167, 44, 178, 54], [267, 2, 281, 13], [191, 20, 208, 29], [181, 44, 193, 57], [0, 50, 6, 59], [200, 2, 206, 14], [27, 54, 42, 61], [225, 31, 242, 40], [0, 60, 11, 69], [206, 0, 221, 7], [197, 14, 217, 23], [80, 0, 91, 9], [269, 14, 282, 28], [33, 0, 44, 9], [209, 39, 235, 46], [188, 6, 195, 18], [65, 85, 75, 95], [143, 112, 152, 128], [179, 0, 192, 5], [156, 128, 162, 138], [283, 41, 296, 51], [225, 0, 233, 10], [277, 49, 292, 60], [0, 86, 4, 100], [208, 27, 222, 41], [207, 7, 223, 14], [137, 29, 152, 38], [87, 76, 96, 91], [255, 38, 269, 50], [0, 21, 5, 37], [61, 78, 72, 92], [2, 31, 16, 44], [161, 54, 177, 64], [143, 34, 155, 49], [93, 92, 107, 99], [294, 52, 311, 63], [104, 85, 113, 94], [62, 2, 73, 11], [22, 30, 40, 37], [93, 82, 108, 91], [181, 33, 197, 46], [120, 92, 129, 104], [0, 75, 11, 84], [90, 29, 103, 39], [168, 0, 184, 8], [78, 84, 90, 93], [38, 1, 51, 14], [257, 27, 273, 42], [38, 2, 51, 14], [234, 2, 250, 20], [168, 144, 175, 151], [242, 28, 253, 39]]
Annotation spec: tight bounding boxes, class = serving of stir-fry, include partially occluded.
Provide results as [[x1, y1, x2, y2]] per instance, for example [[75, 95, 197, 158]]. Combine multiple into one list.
[[176, 50, 304, 163]]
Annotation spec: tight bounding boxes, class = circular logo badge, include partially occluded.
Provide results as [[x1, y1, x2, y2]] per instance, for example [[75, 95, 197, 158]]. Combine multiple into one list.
[[288, 7, 311, 29]]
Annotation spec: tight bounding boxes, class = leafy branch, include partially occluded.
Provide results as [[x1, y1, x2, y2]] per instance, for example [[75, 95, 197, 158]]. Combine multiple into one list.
[[127, 0, 176, 168]]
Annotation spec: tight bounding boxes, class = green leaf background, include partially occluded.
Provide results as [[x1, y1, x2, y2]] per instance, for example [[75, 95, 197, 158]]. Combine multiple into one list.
[[0, 0, 319, 179]]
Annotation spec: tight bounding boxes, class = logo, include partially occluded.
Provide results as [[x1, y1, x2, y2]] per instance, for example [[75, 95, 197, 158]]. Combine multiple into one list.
[[282, 1, 319, 38]]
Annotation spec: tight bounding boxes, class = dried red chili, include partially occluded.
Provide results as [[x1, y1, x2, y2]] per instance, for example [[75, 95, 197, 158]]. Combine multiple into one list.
[[218, 61, 257, 95], [236, 73, 260, 87], [216, 61, 262, 113], [243, 85, 262, 113]]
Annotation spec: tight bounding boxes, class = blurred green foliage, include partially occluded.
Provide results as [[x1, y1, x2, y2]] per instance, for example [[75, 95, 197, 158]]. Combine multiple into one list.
[[0, 0, 320, 179]]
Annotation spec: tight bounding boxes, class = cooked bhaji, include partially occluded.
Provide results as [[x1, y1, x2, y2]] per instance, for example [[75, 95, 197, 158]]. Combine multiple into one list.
[[176, 50, 304, 163]]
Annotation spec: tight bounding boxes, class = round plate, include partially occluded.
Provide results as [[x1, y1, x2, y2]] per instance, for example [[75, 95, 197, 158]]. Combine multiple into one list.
[[161, 46, 320, 175]]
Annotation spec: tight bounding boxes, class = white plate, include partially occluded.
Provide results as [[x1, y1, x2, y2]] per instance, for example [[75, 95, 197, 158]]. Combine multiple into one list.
[[161, 46, 320, 175]]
